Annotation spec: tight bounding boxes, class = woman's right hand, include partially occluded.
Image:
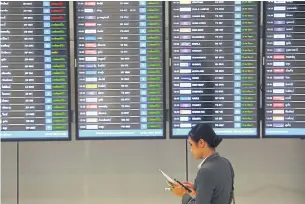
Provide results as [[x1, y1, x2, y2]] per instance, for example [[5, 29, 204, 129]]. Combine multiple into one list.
[[183, 181, 194, 188], [183, 182, 196, 196]]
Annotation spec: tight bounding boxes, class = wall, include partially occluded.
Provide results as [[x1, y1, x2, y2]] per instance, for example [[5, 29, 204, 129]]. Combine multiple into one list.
[[1, 2, 305, 204], [2, 138, 305, 204]]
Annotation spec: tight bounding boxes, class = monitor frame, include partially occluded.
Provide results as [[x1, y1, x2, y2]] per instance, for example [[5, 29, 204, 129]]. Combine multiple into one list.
[[168, 1, 261, 139], [74, 2, 167, 140], [1, 2, 72, 142]]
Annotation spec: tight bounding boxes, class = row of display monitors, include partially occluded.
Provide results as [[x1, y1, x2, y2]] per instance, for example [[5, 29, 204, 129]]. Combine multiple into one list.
[[1, 1, 305, 140]]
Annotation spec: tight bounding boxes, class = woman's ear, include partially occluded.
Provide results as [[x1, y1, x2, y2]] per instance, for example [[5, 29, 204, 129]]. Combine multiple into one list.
[[198, 138, 205, 148]]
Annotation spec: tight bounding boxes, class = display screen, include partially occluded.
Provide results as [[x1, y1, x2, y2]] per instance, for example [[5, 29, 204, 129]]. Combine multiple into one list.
[[263, 1, 305, 137], [0, 1, 71, 140], [170, 1, 260, 137], [75, 1, 166, 139]]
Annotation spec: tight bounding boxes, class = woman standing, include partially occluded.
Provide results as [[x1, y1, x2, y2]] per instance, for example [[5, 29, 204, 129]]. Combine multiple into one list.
[[172, 123, 235, 204]]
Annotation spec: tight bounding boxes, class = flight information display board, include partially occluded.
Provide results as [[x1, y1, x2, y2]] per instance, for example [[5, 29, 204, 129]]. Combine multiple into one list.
[[170, 1, 260, 138], [0, 1, 71, 140], [263, 1, 305, 137], [75, 1, 166, 139]]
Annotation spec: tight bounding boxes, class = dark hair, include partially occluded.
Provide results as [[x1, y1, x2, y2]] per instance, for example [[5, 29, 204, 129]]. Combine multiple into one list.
[[188, 123, 223, 148]]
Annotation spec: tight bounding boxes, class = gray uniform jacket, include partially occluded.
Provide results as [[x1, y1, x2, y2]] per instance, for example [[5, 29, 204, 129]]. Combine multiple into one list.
[[182, 153, 235, 204]]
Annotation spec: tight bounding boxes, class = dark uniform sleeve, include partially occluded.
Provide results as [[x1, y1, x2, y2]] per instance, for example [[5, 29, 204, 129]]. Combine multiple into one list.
[[228, 161, 235, 204], [181, 168, 215, 204]]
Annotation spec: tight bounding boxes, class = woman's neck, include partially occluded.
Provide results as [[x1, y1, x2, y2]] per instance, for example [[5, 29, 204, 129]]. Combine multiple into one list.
[[202, 149, 216, 158]]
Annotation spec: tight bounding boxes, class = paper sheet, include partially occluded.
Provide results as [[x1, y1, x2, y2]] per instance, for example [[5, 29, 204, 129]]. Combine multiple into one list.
[[158, 169, 177, 187]]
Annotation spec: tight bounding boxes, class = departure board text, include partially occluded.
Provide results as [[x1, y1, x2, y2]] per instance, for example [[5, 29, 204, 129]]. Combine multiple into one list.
[[170, 1, 259, 137], [0, 1, 70, 140], [264, 1, 305, 137], [75, 1, 166, 138]]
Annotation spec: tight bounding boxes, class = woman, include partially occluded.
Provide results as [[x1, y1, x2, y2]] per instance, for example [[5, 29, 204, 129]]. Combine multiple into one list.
[[172, 123, 235, 204]]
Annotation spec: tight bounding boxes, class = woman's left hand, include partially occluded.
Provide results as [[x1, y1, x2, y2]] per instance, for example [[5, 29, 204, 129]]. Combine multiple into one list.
[[171, 184, 188, 197]]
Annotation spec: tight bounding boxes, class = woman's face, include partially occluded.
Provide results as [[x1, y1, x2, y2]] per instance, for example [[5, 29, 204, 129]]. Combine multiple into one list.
[[188, 136, 205, 160]]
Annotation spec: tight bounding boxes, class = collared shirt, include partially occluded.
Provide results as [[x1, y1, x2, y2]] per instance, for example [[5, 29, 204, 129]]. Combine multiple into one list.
[[197, 154, 213, 169], [197, 158, 206, 169]]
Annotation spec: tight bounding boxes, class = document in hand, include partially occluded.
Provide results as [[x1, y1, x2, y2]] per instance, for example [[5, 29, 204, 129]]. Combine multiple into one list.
[[158, 169, 177, 188]]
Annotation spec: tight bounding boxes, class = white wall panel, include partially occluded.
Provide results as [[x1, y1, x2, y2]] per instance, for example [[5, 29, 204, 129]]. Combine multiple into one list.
[[1, 143, 17, 204]]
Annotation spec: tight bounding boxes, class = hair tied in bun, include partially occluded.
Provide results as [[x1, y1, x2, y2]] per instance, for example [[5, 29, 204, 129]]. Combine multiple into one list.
[[211, 136, 223, 148]]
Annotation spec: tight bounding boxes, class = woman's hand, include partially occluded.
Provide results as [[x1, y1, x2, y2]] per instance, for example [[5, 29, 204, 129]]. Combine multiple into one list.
[[171, 184, 188, 197], [183, 182, 196, 196], [183, 181, 194, 188], [172, 182, 196, 197]]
